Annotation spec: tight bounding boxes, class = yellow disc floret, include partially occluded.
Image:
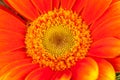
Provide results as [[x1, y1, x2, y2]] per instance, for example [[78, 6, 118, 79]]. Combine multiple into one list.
[[25, 8, 92, 71]]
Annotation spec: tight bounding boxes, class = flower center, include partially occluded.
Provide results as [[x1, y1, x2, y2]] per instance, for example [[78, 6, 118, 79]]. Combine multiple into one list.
[[25, 8, 92, 71], [42, 26, 74, 57]]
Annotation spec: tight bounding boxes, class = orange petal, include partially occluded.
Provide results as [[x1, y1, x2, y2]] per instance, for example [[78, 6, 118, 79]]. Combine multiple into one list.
[[94, 58, 115, 80], [53, 0, 60, 9], [72, 0, 87, 14], [91, 15, 120, 41], [108, 57, 120, 72], [0, 29, 25, 54], [0, 48, 25, 56], [82, 0, 112, 24], [0, 58, 32, 76], [90, 1, 120, 31], [61, 0, 76, 10], [51, 70, 72, 80], [88, 37, 120, 58], [71, 57, 98, 80], [115, 33, 120, 39], [111, 0, 120, 3], [4, 0, 39, 21], [0, 6, 26, 34], [0, 49, 27, 69], [31, 0, 52, 13], [0, 63, 38, 80], [25, 67, 54, 80]]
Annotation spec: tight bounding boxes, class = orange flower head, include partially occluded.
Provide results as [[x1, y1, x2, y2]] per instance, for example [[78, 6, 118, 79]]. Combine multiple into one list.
[[0, 0, 120, 80]]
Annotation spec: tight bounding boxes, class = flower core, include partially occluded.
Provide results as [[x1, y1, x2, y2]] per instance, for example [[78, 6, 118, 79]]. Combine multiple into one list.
[[25, 8, 92, 71], [42, 26, 74, 57]]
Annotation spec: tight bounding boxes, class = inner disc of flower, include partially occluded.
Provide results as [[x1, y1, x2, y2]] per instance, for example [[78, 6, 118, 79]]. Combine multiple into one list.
[[25, 8, 92, 71], [42, 26, 74, 57]]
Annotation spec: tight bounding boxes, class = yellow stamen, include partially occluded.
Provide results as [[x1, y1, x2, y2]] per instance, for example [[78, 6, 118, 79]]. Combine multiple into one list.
[[25, 8, 92, 71]]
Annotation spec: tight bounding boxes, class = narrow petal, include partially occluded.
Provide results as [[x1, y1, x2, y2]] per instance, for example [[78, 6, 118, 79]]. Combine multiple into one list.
[[91, 15, 120, 41], [90, 1, 120, 31], [52, 0, 60, 9], [4, 0, 39, 21], [25, 67, 54, 80], [94, 58, 115, 80], [82, 0, 112, 24], [0, 49, 27, 69], [72, 0, 87, 14], [88, 37, 120, 58], [61, 0, 76, 10], [51, 70, 72, 80], [31, 0, 52, 13], [71, 57, 98, 80], [108, 57, 120, 72], [1, 63, 38, 80], [0, 29, 25, 54], [0, 58, 32, 76], [0, 6, 26, 34]]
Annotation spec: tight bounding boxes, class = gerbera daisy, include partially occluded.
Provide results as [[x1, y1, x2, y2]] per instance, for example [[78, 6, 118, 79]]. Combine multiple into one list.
[[0, 0, 120, 80]]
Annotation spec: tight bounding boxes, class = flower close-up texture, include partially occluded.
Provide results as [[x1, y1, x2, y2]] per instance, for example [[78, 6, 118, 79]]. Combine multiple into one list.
[[0, 0, 120, 80]]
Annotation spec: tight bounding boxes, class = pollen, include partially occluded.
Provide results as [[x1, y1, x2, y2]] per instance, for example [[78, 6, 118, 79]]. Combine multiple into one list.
[[25, 8, 92, 71]]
